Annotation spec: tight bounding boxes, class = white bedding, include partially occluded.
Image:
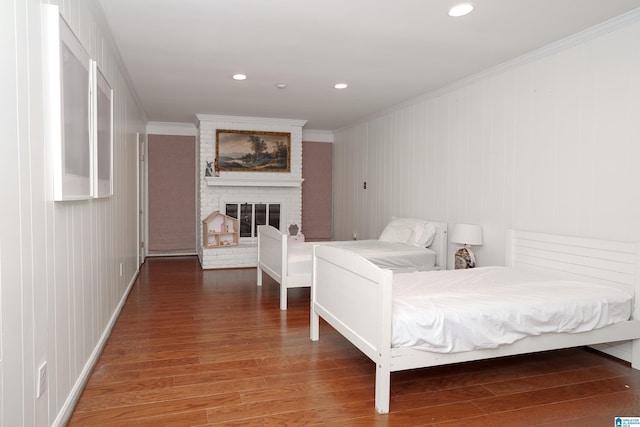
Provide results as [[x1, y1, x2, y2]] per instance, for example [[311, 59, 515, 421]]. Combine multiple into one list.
[[392, 267, 633, 353], [287, 240, 437, 276]]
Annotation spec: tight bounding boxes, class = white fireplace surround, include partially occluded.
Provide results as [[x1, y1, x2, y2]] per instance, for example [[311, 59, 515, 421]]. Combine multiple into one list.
[[196, 114, 307, 269]]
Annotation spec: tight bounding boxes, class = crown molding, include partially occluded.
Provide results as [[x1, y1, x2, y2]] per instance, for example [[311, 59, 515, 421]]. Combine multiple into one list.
[[196, 114, 307, 128], [302, 129, 334, 143], [146, 121, 197, 136]]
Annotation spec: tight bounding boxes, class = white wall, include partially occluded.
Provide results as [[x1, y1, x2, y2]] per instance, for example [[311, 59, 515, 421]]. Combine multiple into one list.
[[1, 1, 146, 426], [333, 12, 640, 269]]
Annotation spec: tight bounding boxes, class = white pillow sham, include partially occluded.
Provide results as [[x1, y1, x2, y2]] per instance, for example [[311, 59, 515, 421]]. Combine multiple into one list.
[[412, 221, 437, 247], [378, 217, 413, 244], [379, 217, 436, 247]]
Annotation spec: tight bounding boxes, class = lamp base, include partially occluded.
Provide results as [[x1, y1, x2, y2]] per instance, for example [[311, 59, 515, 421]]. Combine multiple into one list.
[[454, 246, 476, 269]]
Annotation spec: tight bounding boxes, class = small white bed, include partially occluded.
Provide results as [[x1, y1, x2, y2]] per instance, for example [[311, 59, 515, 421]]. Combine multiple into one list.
[[310, 229, 640, 413], [257, 218, 448, 310]]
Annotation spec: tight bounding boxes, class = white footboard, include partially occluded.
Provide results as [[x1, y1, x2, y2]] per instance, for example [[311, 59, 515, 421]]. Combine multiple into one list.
[[310, 245, 394, 413], [257, 225, 286, 288]]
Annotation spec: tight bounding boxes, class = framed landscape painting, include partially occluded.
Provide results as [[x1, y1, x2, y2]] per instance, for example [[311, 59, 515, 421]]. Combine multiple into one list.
[[216, 130, 291, 172]]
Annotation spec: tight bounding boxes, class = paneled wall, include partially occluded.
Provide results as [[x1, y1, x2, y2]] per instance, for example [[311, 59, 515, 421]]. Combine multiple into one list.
[[1, 1, 146, 426], [333, 12, 640, 269]]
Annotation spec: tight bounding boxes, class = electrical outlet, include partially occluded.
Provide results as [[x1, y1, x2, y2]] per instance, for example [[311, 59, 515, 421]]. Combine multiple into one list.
[[37, 362, 47, 398]]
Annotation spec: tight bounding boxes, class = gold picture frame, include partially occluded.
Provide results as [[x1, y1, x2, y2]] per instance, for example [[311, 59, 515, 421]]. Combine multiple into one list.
[[216, 129, 291, 172]]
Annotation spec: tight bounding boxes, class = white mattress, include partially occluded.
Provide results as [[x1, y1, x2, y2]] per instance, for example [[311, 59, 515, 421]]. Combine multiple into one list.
[[287, 240, 436, 276], [391, 267, 632, 353]]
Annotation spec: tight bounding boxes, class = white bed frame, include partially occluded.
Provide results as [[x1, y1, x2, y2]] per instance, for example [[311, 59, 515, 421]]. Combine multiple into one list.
[[257, 221, 448, 310], [310, 229, 640, 414]]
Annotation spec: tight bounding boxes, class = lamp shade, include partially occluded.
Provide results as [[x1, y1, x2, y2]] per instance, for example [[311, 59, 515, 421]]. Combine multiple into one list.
[[450, 223, 483, 246]]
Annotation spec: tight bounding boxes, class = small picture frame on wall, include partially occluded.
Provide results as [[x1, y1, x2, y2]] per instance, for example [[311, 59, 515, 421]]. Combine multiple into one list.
[[94, 63, 113, 198], [216, 129, 291, 172]]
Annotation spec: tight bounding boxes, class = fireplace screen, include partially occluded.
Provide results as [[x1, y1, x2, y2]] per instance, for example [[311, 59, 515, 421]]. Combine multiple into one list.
[[226, 203, 280, 238]]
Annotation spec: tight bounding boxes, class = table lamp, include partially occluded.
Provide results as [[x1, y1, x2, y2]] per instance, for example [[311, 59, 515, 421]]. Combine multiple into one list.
[[450, 223, 483, 269]]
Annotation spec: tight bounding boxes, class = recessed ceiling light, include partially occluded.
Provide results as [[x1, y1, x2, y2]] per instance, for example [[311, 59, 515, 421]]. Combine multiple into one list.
[[276, 83, 287, 89], [334, 83, 348, 89], [232, 74, 247, 80], [448, 3, 474, 17]]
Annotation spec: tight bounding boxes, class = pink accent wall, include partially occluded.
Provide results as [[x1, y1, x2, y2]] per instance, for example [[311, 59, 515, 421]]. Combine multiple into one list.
[[302, 141, 332, 241], [148, 134, 196, 253]]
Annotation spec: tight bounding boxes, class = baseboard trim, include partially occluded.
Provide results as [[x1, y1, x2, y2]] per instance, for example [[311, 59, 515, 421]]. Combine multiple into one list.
[[51, 269, 140, 427]]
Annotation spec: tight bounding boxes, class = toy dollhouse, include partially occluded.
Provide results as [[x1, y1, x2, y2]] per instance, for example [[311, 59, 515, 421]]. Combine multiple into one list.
[[202, 211, 239, 248]]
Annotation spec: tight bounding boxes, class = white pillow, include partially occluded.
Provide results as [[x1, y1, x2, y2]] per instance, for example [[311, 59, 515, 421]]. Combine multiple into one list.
[[379, 217, 437, 247], [378, 217, 415, 244], [411, 222, 436, 247]]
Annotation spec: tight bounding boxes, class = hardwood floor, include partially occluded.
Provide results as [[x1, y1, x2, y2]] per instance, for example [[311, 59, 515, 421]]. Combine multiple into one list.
[[68, 256, 640, 426]]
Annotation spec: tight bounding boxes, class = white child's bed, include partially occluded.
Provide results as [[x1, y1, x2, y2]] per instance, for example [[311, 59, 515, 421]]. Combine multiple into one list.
[[310, 229, 640, 413], [257, 218, 448, 310]]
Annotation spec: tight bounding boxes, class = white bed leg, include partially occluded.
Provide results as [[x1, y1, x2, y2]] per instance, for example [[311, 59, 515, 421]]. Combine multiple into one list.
[[257, 267, 262, 286], [310, 308, 319, 341], [374, 364, 391, 414], [280, 283, 287, 310], [632, 339, 640, 370]]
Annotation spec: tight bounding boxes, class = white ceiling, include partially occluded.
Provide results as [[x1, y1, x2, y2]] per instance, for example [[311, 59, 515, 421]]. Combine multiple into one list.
[[97, 0, 640, 130]]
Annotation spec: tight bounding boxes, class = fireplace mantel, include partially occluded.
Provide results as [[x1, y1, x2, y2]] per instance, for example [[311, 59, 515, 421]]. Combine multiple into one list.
[[205, 177, 303, 187]]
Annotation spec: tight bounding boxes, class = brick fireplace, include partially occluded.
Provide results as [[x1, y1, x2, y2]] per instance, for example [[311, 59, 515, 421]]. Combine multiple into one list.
[[196, 114, 307, 269]]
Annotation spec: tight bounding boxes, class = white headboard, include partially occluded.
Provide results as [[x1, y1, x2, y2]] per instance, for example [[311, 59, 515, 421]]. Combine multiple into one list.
[[506, 229, 639, 295]]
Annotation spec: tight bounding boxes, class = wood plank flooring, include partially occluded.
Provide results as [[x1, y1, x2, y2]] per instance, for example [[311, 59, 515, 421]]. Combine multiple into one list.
[[68, 256, 640, 426]]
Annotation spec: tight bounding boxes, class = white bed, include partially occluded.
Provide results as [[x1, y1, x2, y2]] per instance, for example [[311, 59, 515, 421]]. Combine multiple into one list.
[[310, 229, 640, 413], [257, 218, 448, 310]]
